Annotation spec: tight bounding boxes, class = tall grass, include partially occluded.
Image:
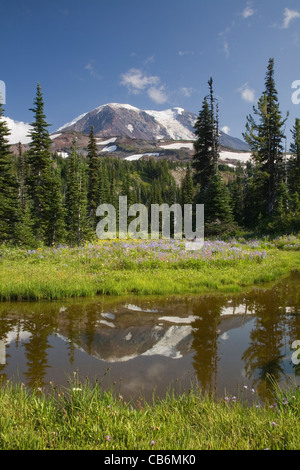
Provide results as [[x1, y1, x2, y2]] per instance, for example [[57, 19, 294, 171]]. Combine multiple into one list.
[[0, 236, 300, 300], [0, 377, 299, 450]]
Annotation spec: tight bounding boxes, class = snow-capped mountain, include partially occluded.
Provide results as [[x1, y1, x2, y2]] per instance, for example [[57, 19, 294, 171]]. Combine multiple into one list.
[[57, 103, 249, 151]]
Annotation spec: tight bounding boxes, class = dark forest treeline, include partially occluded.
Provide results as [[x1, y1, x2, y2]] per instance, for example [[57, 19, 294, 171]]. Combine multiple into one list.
[[0, 58, 299, 247]]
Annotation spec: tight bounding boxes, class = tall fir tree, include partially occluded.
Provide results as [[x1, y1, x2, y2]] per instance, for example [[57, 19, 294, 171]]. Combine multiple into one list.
[[0, 102, 20, 243], [26, 83, 52, 239], [86, 126, 100, 229], [26, 83, 64, 244], [243, 58, 288, 220], [192, 78, 219, 195]]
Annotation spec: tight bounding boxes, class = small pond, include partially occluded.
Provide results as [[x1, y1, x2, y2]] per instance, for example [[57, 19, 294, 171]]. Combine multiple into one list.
[[0, 272, 299, 403]]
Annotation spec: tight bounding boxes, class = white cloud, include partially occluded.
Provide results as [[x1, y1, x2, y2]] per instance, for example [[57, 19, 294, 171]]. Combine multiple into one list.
[[223, 40, 230, 58], [120, 68, 168, 104], [120, 68, 159, 93], [237, 83, 256, 103], [180, 87, 194, 97], [3, 117, 32, 144], [147, 86, 168, 104], [281, 8, 300, 29], [221, 126, 231, 135], [242, 5, 255, 19]]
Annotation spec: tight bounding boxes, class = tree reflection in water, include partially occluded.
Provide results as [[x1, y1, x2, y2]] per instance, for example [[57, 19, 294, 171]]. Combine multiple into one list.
[[0, 272, 299, 402]]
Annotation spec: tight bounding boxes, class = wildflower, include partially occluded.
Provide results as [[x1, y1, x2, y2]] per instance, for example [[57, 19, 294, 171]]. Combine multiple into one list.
[[151, 440, 156, 446], [105, 435, 111, 442], [224, 396, 229, 402], [271, 422, 278, 427]]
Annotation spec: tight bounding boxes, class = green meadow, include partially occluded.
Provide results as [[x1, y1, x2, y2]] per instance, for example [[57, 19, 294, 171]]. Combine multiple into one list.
[[1, 235, 300, 450], [0, 235, 300, 301]]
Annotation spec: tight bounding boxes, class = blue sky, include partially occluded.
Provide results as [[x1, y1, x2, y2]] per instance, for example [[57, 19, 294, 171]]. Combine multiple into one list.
[[1, 0, 300, 145]]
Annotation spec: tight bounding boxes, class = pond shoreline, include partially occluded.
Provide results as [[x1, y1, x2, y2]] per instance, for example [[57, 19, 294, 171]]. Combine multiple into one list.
[[1, 237, 300, 301], [0, 379, 299, 450]]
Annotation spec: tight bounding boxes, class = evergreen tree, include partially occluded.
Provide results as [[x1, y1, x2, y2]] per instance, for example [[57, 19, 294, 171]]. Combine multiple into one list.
[[17, 142, 26, 209], [229, 162, 246, 226], [204, 170, 234, 234], [42, 164, 66, 246], [0, 102, 20, 243], [26, 83, 63, 244], [15, 201, 36, 247], [287, 118, 300, 231], [192, 78, 219, 194], [65, 140, 89, 246], [289, 118, 300, 196], [99, 161, 110, 206], [181, 164, 194, 205], [243, 58, 288, 219], [14, 145, 36, 246], [87, 126, 100, 228]]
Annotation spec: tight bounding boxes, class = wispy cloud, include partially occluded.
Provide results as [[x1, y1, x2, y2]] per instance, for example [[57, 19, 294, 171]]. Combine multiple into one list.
[[120, 68, 168, 104], [237, 83, 256, 103], [281, 8, 300, 29], [144, 55, 155, 66], [223, 40, 230, 58], [178, 50, 194, 56], [85, 61, 102, 80], [242, 3, 255, 19], [219, 21, 235, 58], [180, 87, 194, 97]]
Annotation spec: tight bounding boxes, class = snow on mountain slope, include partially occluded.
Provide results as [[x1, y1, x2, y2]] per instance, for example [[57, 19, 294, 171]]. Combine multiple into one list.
[[57, 103, 195, 139], [56, 103, 250, 151], [144, 107, 195, 140], [58, 110, 90, 131]]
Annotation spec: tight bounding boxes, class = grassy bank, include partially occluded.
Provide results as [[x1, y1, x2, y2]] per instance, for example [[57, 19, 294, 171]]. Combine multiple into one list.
[[0, 378, 299, 450], [0, 235, 300, 300]]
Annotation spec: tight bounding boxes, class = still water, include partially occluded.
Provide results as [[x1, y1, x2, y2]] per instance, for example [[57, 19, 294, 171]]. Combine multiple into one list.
[[0, 272, 299, 403]]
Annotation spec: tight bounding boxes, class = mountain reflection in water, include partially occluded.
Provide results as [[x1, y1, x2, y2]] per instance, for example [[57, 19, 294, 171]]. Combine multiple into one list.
[[0, 272, 299, 402]]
